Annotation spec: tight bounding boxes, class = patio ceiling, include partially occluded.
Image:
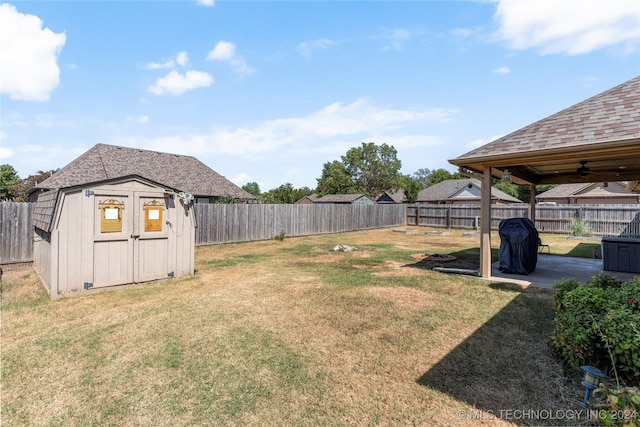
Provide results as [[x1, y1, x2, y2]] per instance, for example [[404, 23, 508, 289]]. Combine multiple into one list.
[[449, 76, 640, 186]]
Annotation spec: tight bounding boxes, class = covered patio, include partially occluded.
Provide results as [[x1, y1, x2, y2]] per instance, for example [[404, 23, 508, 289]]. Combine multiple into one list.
[[449, 75, 640, 280], [491, 254, 638, 289]]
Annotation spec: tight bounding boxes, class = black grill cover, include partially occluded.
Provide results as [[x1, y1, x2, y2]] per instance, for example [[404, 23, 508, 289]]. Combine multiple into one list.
[[498, 218, 539, 274]]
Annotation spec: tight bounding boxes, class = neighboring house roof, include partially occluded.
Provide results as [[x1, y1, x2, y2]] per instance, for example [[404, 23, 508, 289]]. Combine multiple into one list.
[[376, 190, 405, 204], [314, 194, 374, 204], [417, 178, 522, 203], [296, 194, 319, 204], [536, 182, 639, 200], [36, 144, 255, 200]]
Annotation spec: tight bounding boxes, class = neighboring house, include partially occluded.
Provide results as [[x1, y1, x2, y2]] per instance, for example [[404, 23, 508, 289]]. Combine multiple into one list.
[[314, 194, 375, 205], [376, 190, 406, 204], [536, 182, 640, 205], [296, 194, 319, 205], [32, 143, 254, 299], [31, 143, 256, 203], [416, 178, 522, 205]]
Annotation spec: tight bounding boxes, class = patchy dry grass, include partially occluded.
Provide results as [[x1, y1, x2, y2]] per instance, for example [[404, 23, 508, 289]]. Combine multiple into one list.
[[1, 228, 599, 426]]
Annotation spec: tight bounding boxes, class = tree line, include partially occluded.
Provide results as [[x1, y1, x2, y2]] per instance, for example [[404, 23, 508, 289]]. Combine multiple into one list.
[[0, 142, 550, 204]]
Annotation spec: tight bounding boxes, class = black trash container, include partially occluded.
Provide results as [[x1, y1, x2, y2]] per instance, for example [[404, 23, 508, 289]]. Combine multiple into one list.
[[498, 218, 539, 274]]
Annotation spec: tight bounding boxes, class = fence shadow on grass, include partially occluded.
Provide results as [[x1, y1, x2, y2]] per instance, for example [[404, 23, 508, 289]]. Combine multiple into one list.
[[416, 283, 586, 426]]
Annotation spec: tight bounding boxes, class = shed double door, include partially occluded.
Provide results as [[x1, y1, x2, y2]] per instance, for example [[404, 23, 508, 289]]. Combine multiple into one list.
[[90, 190, 171, 288]]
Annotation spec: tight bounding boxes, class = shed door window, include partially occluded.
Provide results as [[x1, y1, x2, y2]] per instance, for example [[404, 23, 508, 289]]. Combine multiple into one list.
[[144, 200, 164, 232], [99, 199, 124, 233]]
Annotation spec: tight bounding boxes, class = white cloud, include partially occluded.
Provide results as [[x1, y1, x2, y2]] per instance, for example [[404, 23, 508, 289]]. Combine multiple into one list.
[[127, 115, 150, 124], [146, 59, 175, 70], [297, 39, 337, 57], [142, 98, 454, 157], [146, 51, 189, 70], [176, 51, 189, 67], [492, 66, 510, 74], [494, 0, 640, 55], [0, 146, 14, 160], [377, 28, 420, 51], [196, 0, 214, 6], [149, 70, 213, 95], [207, 41, 255, 75], [231, 172, 251, 185], [450, 28, 473, 39], [0, 3, 66, 101], [207, 41, 235, 61]]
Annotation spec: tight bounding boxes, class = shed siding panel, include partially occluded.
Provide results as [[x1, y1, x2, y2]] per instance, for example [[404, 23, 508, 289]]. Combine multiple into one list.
[[57, 192, 84, 294]]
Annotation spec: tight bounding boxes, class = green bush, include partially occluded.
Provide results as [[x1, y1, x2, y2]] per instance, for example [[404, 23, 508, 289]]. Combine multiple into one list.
[[550, 275, 640, 383], [570, 219, 591, 236]]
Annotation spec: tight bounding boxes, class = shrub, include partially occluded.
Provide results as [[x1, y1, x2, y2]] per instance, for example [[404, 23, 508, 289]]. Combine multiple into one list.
[[550, 275, 640, 383], [594, 385, 640, 426], [570, 219, 591, 236]]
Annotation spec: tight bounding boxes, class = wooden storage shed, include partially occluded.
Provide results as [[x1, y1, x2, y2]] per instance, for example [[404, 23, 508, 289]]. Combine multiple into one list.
[[32, 144, 250, 298]]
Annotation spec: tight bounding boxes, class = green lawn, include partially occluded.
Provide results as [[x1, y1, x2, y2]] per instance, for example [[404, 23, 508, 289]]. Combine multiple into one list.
[[1, 228, 605, 426]]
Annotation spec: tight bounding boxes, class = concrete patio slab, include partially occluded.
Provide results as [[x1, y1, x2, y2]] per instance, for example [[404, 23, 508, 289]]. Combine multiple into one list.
[[488, 254, 638, 289]]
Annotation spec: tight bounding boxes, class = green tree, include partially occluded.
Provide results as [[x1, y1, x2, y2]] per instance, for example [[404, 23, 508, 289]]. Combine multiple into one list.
[[242, 182, 261, 197], [317, 142, 402, 197], [215, 195, 239, 204], [0, 164, 20, 201], [517, 184, 557, 203], [493, 180, 519, 200], [411, 168, 431, 188], [262, 183, 313, 204], [429, 168, 463, 185], [400, 175, 422, 203], [11, 169, 57, 202], [316, 160, 353, 196]]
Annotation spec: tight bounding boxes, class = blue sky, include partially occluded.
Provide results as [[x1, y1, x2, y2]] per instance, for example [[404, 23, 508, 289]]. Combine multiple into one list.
[[1, 0, 638, 192]]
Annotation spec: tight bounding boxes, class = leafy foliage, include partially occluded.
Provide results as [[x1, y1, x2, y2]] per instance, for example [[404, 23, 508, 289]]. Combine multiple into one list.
[[411, 168, 432, 188], [493, 180, 519, 199], [517, 184, 557, 203], [11, 169, 57, 202], [550, 275, 640, 383], [0, 164, 20, 201], [594, 385, 640, 426], [242, 182, 261, 197], [216, 195, 240, 204], [429, 168, 463, 185], [316, 142, 402, 197], [570, 219, 591, 236], [316, 160, 353, 196], [262, 183, 313, 204], [400, 175, 422, 203]]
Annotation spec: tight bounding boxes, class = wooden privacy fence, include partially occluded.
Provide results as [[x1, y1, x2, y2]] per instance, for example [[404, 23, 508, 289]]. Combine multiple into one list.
[[195, 203, 407, 245], [406, 203, 640, 237], [4, 202, 639, 261], [1, 202, 36, 265]]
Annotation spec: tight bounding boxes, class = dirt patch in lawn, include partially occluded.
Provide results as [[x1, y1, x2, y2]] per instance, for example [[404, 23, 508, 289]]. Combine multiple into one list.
[[365, 286, 434, 311]]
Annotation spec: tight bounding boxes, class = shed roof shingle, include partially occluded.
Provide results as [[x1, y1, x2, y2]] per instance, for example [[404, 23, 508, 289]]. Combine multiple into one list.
[[36, 144, 255, 200]]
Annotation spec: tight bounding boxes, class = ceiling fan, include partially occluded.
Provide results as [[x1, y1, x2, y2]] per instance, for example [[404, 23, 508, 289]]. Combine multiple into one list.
[[577, 160, 598, 177]]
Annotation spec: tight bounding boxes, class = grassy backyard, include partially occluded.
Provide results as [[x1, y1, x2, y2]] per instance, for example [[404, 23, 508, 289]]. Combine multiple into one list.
[[1, 228, 606, 426]]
